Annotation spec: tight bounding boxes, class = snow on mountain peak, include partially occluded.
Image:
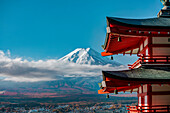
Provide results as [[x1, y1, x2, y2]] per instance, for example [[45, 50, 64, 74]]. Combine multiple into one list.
[[58, 48, 120, 66]]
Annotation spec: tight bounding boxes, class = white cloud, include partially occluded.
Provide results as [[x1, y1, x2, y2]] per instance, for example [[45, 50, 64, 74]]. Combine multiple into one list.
[[0, 50, 128, 82], [0, 90, 6, 94], [3, 76, 56, 82], [7, 50, 11, 57]]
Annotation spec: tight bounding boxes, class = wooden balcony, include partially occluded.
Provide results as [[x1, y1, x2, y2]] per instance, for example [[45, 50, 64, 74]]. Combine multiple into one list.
[[129, 56, 170, 69], [127, 105, 170, 113]]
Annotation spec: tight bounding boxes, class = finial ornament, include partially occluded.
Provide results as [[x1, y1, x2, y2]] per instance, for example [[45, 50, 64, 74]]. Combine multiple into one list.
[[158, 0, 170, 17], [160, 0, 170, 6], [160, 0, 165, 4]]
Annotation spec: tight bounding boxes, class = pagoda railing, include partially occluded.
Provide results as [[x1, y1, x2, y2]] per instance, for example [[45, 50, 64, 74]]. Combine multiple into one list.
[[129, 55, 170, 69], [127, 105, 170, 113]]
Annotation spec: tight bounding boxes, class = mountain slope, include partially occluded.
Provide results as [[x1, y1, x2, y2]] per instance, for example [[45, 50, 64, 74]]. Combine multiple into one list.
[[58, 48, 120, 66], [0, 48, 123, 100]]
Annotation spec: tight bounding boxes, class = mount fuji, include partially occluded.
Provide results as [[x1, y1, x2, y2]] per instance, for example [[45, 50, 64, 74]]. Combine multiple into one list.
[[0, 48, 131, 103], [58, 48, 120, 66], [0, 48, 125, 100]]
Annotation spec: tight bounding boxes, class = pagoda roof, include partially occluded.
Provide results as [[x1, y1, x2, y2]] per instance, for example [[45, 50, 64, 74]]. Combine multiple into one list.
[[107, 17, 170, 28], [103, 67, 170, 81], [98, 67, 170, 94], [102, 17, 170, 55]]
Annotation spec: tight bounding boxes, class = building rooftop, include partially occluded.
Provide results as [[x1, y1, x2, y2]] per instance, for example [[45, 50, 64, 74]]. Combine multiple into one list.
[[107, 17, 170, 28], [103, 67, 170, 81]]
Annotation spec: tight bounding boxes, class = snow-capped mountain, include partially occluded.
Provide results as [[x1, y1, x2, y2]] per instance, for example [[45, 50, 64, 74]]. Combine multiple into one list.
[[58, 48, 120, 66]]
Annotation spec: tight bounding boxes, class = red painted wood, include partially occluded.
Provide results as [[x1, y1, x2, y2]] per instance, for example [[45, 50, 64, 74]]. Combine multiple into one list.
[[101, 52, 114, 56], [151, 44, 170, 47], [137, 87, 170, 105], [147, 84, 152, 110], [148, 36, 152, 56], [103, 24, 170, 57], [127, 105, 170, 113], [110, 27, 170, 37], [109, 24, 170, 33], [104, 77, 170, 84], [151, 91, 170, 95], [105, 34, 143, 54]]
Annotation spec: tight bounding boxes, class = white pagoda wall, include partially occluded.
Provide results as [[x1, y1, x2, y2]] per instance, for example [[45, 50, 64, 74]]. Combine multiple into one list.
[[139, 38, 149, 56], [138, 85, 149, 106], [152, 48, 170, 55], [152, 84, 170, 105], [152, 37, 170, 44], [138, 84, 170, 106], [152, 37, 170, 56]]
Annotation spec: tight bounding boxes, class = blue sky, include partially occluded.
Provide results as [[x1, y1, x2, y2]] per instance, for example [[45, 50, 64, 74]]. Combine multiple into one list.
[[0, 0, 163, 63]]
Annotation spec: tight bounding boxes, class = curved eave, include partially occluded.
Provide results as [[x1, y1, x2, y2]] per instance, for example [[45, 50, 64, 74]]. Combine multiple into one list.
[[98, 68, 170, 94], [102, 71, 170, 83], [106, 17, 170, 29], [102, 17, 170, 53], [102, 33, 109, 50]]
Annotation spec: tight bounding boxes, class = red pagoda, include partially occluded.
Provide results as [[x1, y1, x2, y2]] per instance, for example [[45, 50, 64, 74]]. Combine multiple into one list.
[[98, 0, 170, 112]]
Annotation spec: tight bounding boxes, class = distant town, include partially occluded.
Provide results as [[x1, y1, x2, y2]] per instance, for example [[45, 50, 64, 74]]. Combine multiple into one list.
[[0, 101, 137, 113]]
